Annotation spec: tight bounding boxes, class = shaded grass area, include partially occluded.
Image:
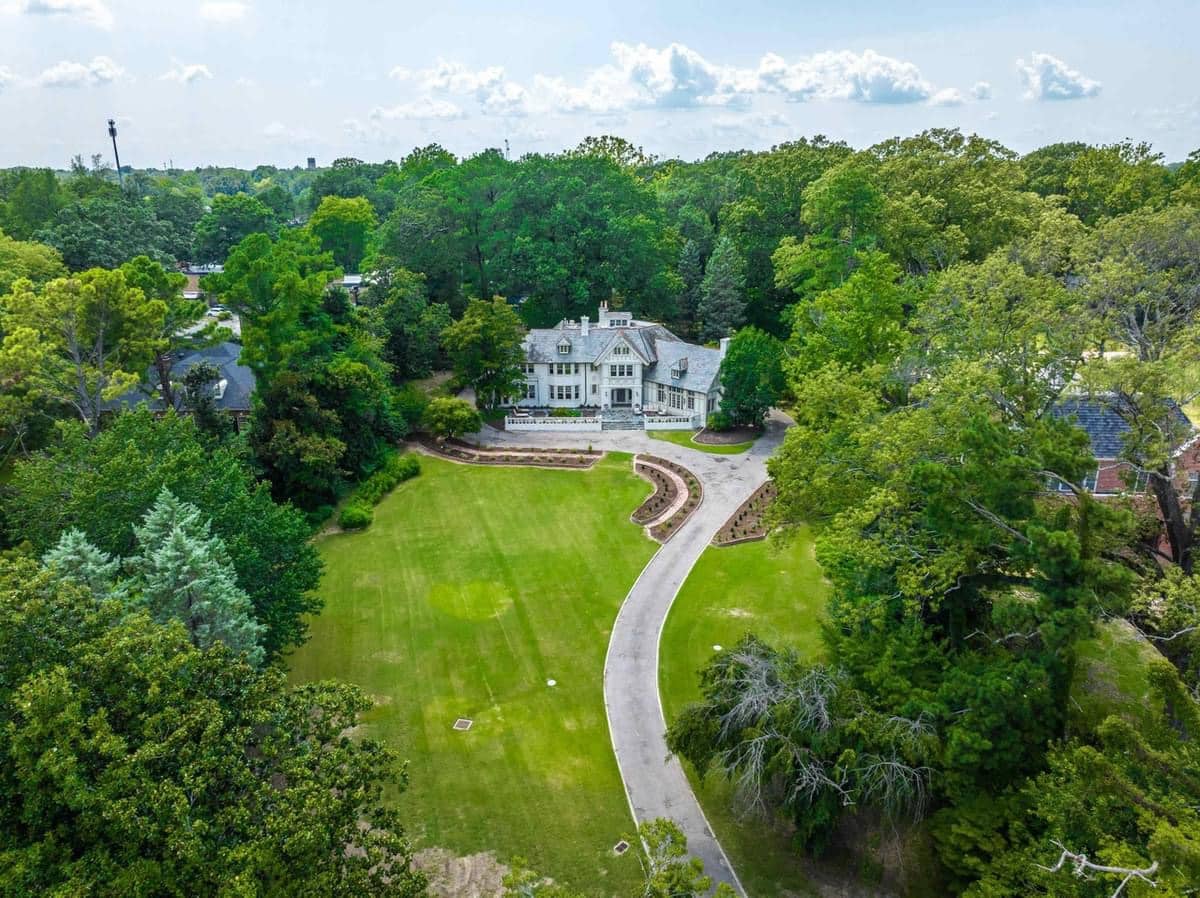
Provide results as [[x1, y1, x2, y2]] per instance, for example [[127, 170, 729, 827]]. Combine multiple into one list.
[[648, 429, 755, 455], [289, 453, 656, 895], [659, 533, 828, 898]]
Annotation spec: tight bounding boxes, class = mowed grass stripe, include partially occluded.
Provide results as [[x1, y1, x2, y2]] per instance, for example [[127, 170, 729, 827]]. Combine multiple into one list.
[[289, 453, 655, 894], [659, 533, 828, 898]]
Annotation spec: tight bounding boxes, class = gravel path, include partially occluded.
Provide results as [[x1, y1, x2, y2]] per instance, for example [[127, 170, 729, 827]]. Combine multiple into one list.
[[472, 412, 791, 893]]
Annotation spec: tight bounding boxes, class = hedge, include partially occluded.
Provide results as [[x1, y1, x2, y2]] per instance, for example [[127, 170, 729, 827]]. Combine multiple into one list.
[[337, 452, 421, 531]]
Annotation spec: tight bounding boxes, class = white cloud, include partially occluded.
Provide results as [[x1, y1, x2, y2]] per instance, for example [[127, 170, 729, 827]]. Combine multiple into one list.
[[1016, 52, 1101, 100], [9, 0, 113, 29], [198, 1, 247, 23], [36, 55, 124, 88], [161, 61, 213, 84], [971, 81, 992, 100], [929, 87, 966, 107], [0, 66, 17, 90], [369, 96, 465, 121], [753, 49, 934, 103], [391, 59, 528, 116]]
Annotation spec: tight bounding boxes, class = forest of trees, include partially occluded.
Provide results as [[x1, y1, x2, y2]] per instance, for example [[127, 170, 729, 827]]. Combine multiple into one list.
[[2, 129, 1200, 895]]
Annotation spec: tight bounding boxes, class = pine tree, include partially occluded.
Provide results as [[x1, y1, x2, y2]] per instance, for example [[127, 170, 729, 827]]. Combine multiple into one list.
[[678, 239, 705, 330], [697, 235, 746, 341], [127, 488, 265, 666], [42, 529, 119, 599]]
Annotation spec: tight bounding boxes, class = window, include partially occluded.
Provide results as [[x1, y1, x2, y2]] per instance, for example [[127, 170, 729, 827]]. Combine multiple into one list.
[[1190, 471, 1200, 491], [609, 364, 633, 378], [552, 384, 580, 401], [610, 318, 628, 327], [612, 344, 630, 356], [557, 340, 570, 355], [657, 384, 665, 403], [666, 386, 686, 410], [592, 383, 597, 394], [523, 383, 536, 400], [553, 362, 574, 376], [522, 363, 535, 375], [686, 392, 695, 410], [1081, 468, 1099, 492], [1134, 470, 1152, 493]]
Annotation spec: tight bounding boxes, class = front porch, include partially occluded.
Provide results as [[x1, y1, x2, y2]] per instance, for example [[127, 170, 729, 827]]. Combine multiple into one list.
[[503, 406, 698, 432]]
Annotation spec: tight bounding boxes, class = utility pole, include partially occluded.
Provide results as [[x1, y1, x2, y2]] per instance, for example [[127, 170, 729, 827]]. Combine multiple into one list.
[[107, 118, 123, 187]]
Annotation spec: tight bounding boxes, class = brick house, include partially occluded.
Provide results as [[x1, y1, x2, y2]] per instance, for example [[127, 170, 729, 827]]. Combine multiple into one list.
[[1051, 398, 1200, 496]]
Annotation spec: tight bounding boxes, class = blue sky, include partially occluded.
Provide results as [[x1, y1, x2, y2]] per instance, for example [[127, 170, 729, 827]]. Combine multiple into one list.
[[0, 0, 1197, 168]]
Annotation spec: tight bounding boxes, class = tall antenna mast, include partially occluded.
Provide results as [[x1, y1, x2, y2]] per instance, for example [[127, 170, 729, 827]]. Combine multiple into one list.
[[107, 118, 123, 187]]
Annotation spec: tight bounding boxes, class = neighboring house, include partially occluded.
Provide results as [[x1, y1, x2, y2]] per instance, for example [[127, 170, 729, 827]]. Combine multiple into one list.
[[516, 301, 727, 428], [105, 341, 255, 431], [1051, 398, 1200, 495]]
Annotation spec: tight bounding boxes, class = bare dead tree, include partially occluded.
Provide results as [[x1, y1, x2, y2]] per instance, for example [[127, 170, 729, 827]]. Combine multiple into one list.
[[1037, 841, 1159, 898]]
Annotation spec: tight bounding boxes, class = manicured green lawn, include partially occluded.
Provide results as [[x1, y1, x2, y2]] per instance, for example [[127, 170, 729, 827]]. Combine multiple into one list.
[[648, 430, 755, 455], [289, 453, 656, 894], [659, 533, 828, 898]]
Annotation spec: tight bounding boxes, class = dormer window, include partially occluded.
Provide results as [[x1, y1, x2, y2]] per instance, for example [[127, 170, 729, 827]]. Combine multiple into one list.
[[557, 339, 571, 355], [213, 378, 228, 401], [608, 317, 629, 327], [612, 344, 630, 356], [670, 357, 688, 379]]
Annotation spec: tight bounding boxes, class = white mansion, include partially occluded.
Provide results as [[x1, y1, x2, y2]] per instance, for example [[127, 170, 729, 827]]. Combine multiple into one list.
[[514, 301, 727, 429]]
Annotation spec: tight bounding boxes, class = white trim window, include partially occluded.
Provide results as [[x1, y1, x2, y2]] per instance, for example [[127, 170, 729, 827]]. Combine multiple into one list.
[[521, 363, 536, 375], [557, 340, 571, 355], [612, 344, 630, 356], [1081, 468, 1099, 492], [523, 383, 536, 400], [552, 385, 580, 401], [553, 362, 574, 375], [609, 363, 633, 378]]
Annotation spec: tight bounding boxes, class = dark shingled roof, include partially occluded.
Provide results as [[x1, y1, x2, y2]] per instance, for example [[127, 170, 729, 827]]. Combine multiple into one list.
[[105, 341, 255, 414], [1052, 397, 1194, 459]]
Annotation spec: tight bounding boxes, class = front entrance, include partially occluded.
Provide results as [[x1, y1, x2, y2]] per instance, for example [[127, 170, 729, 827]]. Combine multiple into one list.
[[611, 388, 633, 406]]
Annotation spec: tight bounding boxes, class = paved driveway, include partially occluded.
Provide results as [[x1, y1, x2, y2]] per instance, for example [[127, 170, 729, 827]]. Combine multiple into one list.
[[473, 414, 790, 893]]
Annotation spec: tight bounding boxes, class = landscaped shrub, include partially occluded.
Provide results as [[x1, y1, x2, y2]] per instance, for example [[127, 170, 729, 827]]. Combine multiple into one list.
[[549, 407, 583, 418], [706, 410, 732, 431], [339, 502, 373, 530]]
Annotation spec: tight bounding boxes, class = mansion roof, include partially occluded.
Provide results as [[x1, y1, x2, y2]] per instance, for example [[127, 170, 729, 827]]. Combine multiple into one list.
[[522, 313, 723, 393]]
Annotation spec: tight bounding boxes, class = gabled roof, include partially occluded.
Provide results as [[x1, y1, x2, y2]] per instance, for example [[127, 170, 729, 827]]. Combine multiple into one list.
[[1052, 397, 1194, 459], [643, 340, 723, 393]]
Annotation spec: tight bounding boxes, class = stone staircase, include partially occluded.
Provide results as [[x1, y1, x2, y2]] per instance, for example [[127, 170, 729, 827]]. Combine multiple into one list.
[[601, 409, 643, 431]]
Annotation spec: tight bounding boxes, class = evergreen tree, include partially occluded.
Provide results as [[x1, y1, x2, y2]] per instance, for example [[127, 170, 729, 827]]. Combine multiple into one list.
[[697, 235, 746, 341], [127, 488, 265, 666], [41, 529, 119, 599], [677, 238, 704, 332]]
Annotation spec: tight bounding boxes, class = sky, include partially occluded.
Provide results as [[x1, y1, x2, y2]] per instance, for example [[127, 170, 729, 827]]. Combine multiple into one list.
[[0, 0, 1197, 169]]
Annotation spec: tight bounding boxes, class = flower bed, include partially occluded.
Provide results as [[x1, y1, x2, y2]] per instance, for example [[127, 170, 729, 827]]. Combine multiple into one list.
[[636, 455, 703, 543], [632, 463, 678, 524], [713, 480, 777, 546]]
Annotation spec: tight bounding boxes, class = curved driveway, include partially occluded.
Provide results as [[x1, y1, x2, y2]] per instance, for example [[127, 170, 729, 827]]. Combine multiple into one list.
[[474, 415, 790, 894]]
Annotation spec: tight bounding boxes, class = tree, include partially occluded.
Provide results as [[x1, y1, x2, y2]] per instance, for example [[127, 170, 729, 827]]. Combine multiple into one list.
[[41, 529, 119, 599], [2, 409, 323, 659], [149, 184, 206, 259], [0, 167, 65, 240], [423, 396, 482, 440], [0, 557, 425, 898], [677, 239, 704, 333], [0, 268, 166, 434], [717, 327, 785, 427], [441, 297, 526, 409], [192, 193, 277, 264], [255, 183, 296, 220], [369, 268, 451, 380], [0, 229, 65, 294], [180, 360, 230, 442], [1064, 141, 1172, 224], [38, 194, 175, 270], [697, 235, 746, 340], [309, 195, 377, 271], [126, 488, 266, 665], [119, 254, 219, 409]]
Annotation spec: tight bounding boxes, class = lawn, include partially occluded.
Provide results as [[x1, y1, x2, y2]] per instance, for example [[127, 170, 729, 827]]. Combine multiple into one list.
[[659, 533, 828, 898], [647, 429, 756, 455], [288, 453, 657, 894]]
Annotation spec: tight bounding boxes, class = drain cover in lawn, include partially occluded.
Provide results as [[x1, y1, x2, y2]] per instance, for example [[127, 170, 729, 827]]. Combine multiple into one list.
[[452, 718, 473, 731], [613, 840, 630, 855]]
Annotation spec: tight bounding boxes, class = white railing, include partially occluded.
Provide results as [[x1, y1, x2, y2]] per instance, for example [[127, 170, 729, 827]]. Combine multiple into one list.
[[506, 416, 603, 432], [644, 414, 697, 430]]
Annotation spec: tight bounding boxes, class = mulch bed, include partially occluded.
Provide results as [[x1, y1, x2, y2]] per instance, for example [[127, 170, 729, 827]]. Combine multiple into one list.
[[693, 426, 762, 445], [713, 480, 777, 546], [632, 463, 679, 524], [637, 455, 704, 542], [412, 435, 600, 468]]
